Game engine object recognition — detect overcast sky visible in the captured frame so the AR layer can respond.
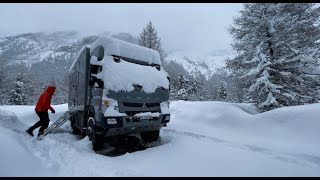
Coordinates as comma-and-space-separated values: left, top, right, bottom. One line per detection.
0, 3, 242, 54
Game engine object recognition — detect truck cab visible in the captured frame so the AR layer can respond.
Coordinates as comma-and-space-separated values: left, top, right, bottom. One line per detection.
68, 36, 170, 151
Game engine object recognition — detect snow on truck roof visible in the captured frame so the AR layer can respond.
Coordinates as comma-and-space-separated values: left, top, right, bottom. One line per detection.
89, 36, 169, 94
69, 36, 169, 94
90, 36, 161, 65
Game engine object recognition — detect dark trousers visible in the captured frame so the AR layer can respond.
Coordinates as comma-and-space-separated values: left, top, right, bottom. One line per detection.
29, 111, 50, 134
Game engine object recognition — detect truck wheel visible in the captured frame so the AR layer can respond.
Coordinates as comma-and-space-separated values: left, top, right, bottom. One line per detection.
140, 130, 160, 143
87, 120, 104, 151
72, 126, 81, 135
70, 116, 81, 135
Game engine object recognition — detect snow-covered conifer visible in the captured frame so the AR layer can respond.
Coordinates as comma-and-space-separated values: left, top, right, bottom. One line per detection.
227, 3, 320, 112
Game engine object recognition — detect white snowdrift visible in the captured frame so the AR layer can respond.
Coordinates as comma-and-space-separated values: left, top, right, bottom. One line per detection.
0, 109, 27, 130
169, 101, 320, 154
0, 102, 320, 176
0, 127, 56, 177
0, 109, 55, 176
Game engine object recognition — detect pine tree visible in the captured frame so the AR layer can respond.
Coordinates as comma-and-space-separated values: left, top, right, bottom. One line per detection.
226, 3, 320, 112
9, 73, 27, 105
217, 83, 228, 101
19, 66, 39, 105
227, 74, 248, 103
164, 61, 190, 101
176, 74, 189, 100
0, 59, 8, 104
175, 73, 206, 101
188, 81, 198, 101
193, 71, 208, 101
52, 73, 69, 104
138, 21, 167, 64
187, 78, 206, 101
59, 72, 69, 104
169, 76, 180, 101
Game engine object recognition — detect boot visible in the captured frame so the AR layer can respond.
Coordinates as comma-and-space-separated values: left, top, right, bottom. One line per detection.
26, 128, 34, 137
37, 131, 44, 137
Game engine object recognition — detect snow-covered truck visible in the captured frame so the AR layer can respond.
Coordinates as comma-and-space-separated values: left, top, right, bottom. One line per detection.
68, 36, 171, 150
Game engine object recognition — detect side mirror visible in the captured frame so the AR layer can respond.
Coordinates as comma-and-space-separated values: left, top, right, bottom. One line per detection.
89, 77, 95, 86
89, 76, 104, 88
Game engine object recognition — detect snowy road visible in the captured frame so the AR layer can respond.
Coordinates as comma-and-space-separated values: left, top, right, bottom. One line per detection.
1, 101, 320, 176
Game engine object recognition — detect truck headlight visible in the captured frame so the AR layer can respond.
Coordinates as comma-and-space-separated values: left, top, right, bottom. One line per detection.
103, 99, 109, 107
107, 118, 117, 125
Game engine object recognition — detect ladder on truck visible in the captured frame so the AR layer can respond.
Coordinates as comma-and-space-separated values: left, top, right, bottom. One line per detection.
37, 111, 75, 139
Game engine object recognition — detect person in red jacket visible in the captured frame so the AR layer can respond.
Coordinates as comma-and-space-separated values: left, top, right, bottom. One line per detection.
26, 86, 56, 137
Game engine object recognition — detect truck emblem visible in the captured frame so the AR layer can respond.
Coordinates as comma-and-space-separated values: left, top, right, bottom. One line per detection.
142, 103, 146, 108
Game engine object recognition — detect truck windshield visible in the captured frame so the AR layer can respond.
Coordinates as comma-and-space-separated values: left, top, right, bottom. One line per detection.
111, 55, 161, 70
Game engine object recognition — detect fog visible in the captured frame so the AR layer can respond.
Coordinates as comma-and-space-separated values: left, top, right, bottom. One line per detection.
0, 3, 242, 54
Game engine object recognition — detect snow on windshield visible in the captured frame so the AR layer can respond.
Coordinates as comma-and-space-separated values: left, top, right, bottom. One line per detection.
90, 36, 161, 65
92, 55, 169, 94
90, 37, 169, 95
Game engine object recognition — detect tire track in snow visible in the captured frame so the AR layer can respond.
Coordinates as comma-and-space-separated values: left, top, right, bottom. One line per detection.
3, 109, 319, 175
163, 128, 320, 168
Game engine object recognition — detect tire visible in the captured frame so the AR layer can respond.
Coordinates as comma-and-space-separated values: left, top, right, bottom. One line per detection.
106, 135, 127, 142
70, 116, 81, 135
72, 126, 81, 135
140, 130, 160, 143
87, 120, 104, 151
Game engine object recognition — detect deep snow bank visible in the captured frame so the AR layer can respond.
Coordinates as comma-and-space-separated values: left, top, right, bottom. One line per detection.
169, 101, 320, 153
0, 109, 56, 176
0, 102, 320, 176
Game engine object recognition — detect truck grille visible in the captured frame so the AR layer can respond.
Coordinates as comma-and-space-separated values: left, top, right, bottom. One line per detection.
123, 102, 160, 108
125, 111, 159, 116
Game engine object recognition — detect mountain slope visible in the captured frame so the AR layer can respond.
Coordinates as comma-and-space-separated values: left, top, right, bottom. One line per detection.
0, 31, 138, 67
0, 31, 82, 66
165, 50, 234, 79
0, 31, 140, 84
0, 30, 234, 82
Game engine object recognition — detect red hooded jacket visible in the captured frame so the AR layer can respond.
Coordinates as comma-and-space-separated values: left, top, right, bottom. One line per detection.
35, 86, 56, 112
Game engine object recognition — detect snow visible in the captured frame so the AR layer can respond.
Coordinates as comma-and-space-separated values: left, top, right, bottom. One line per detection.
90, 36, 161, 65
0, 127, 56, 177
0, 38, 5, 43
90, 55, 103, 66
94, 55, 169, 95
160, 102, 170, 114
104, 98, 126, 117
0, 101, 320, 176
261, 92, 278, 107
89, 37, 170, 117
71, 36, 169, 96
25, 39, 38, 48
134, 112, 160, 117
165, 49, 234, 80
0, 109, 56, 176
269, 16, 277, 34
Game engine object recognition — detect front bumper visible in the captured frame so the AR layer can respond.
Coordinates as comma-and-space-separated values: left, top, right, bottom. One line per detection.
98, 114, 170, 136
